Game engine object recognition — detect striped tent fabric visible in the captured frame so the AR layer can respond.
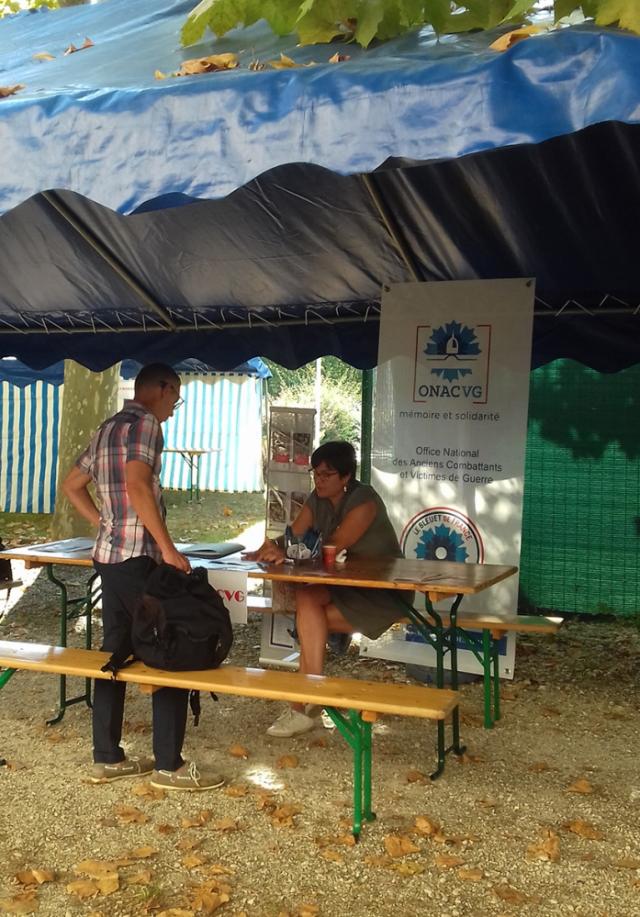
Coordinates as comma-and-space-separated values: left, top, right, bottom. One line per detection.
0, 379, 60, 513
120, 373, 265, 494
2, 366, 264, 513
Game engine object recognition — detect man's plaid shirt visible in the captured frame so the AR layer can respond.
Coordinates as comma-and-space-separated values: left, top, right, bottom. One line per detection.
76, 400, 165, 564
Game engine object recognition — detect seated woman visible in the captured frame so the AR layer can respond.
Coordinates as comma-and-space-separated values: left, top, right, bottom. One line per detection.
246, 440, 410, 738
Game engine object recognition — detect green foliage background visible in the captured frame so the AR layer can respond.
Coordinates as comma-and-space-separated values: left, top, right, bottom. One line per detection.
181, 0, 640, 47
265, 358, 362, 448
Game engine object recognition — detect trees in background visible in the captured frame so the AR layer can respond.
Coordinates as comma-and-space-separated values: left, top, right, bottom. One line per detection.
265, 358, 362, 449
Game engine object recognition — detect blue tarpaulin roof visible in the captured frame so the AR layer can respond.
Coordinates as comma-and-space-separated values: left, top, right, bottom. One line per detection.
1, 0, 639, 371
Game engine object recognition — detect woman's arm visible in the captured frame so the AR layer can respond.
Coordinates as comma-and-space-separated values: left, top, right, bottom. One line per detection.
243, 502, 314, 563
329, 501, 377, 551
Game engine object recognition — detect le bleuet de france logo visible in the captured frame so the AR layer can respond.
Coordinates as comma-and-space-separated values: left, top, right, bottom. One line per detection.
413, 320, 491, 403
401, 507, 484, 564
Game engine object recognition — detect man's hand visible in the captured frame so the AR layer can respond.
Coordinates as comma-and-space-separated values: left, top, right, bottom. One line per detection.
162, 545, 191, 573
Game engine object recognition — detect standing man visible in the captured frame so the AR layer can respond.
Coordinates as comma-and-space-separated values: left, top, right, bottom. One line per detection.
63, 363, 224, 791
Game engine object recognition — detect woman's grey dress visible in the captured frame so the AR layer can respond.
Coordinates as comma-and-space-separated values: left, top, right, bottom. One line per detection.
305, 479, 411, 639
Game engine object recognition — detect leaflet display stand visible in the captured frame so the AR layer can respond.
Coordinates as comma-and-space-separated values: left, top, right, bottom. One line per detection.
260, 406, 315, 668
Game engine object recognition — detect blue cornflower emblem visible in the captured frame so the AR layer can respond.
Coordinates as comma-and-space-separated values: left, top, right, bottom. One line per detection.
415, 524, 469, 562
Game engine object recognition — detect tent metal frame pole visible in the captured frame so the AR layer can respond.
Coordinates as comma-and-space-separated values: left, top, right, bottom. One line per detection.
42, 190, 176, 331
360, 173, 422, 283
359, 173, 423, 483
360, 369, 374, 484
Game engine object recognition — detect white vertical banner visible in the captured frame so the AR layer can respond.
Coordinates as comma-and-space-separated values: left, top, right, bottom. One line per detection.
363, 279, 534, 674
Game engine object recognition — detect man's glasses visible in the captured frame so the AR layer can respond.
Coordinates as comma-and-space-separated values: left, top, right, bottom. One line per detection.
311, 470, 339, 481
160, 381, 184, 409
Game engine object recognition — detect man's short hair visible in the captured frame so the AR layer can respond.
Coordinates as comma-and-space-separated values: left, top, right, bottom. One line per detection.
134, 363, 180, 393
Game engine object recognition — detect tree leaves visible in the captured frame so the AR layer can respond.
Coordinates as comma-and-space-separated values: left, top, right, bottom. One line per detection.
181, 0, 640, 47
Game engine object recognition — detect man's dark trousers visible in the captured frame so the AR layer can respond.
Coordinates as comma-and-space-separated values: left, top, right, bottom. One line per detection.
93, 556, 189, 771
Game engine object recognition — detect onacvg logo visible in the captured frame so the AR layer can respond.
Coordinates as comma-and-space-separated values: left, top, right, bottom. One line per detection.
424, 320, 481, 382
400, 507, 484, 564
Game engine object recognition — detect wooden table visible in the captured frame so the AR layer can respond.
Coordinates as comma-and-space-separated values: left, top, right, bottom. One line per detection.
0, 541, 517, 758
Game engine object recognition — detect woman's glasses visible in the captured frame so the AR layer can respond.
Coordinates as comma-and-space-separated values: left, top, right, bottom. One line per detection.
311, 470, 339, 481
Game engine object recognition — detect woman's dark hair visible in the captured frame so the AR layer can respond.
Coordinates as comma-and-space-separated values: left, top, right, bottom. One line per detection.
311, 441, 357, 478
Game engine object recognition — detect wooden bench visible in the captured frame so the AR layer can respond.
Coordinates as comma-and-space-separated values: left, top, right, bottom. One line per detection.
0, 640, 459, 837
248, 598, 563, 729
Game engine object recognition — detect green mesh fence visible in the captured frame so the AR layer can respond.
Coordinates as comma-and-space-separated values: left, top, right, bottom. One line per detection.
520, 360, 640, 616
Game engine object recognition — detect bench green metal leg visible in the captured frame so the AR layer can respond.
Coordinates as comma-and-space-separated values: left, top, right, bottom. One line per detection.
0, 667, 16, 764
446, 595, 466, 755
324, 707, 376, 838
46, 565, 97, 725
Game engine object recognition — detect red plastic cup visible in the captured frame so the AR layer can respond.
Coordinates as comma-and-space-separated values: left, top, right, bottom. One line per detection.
322, 544, 337, 570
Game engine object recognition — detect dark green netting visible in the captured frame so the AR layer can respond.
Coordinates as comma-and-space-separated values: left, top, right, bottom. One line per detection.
520, 360, 640, 616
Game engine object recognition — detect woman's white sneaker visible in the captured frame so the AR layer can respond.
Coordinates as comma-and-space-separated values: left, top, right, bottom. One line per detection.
266, 707, 315, 737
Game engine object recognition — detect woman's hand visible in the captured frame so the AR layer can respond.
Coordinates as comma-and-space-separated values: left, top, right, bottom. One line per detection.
242, 538, 286, 565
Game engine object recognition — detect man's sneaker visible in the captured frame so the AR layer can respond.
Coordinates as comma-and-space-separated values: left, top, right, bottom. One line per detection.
150, 761, 225, 792
90, 756, 154, 783
266, 707, 315, 738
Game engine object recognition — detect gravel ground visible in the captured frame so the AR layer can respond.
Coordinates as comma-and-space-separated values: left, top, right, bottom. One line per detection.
1, 564, 639, 917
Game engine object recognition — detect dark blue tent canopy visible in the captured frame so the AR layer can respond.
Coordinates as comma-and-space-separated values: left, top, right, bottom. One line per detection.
1, 0, 639, 371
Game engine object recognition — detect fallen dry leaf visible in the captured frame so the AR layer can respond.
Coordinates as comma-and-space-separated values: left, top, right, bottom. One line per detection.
406, 769, 429, 784
319, 849, 344, 864
434, 852, 464, 869
64, 37, 94, 55
296, 905, 319, 917
0, 891, 39, 914
388, 861, 425, 876
455, 752, 484, 766
414, 816, 440, 836
308, 736, 328, 749
157, 823, 176, 835
492, 883, 530, 904
224, 784, 249, 797
328, 52, 350, 63
268, 53, 299, 70
0, 85, 25, 98
542, 706, 562, 717
176, 53, 238, 77
66, 879, 100, 899
127, 870, 153, 886
565, 819, 604, 840
96, 875, 119, 896
271, 804, 302, 828
114, 805, 148, 824
277, 754, 299, 769
176, 837, 202, 851
128, 846, 158, 859
567, 777, 595, 795
364, 855, 392, 867
384, 834, 420, 858
203, 865, 234, 876
182, 853, 207, 869
213, 817, 239, 832
155, 70, 168, 80
457, 866, 483, 881
526, 828, 561, 862
490, 26, 543, 52
14, 869, 55, 886
228, 744, 249, 759
181, 810, 212, 828
529, 761, 551, 773
32, 52, 55, 62
157, 910, 196, 917
74, 860, 120, 879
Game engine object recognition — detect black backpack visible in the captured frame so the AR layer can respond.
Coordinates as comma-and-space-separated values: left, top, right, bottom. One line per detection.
102, 564, 233, 721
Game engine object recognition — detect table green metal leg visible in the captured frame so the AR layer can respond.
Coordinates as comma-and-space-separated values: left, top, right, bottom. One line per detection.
0, 667, 17, 764
46, 564, 98, 725
323, 707, 376, 839
398, 593, 466, 774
